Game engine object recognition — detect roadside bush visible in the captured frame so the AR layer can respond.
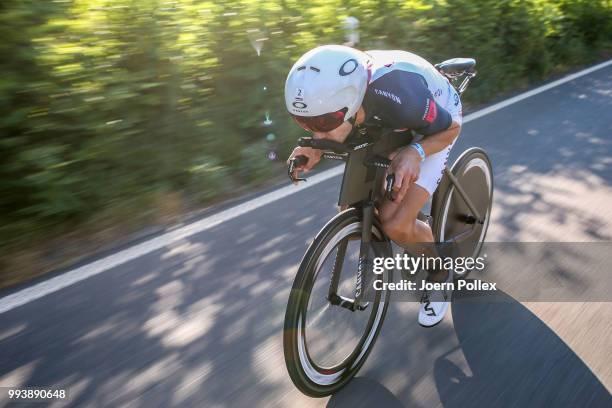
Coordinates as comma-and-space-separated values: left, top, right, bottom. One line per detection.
187, 154, 233, 202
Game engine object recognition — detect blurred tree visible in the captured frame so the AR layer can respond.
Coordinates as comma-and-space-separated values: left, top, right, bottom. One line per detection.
0, 0, 610, 266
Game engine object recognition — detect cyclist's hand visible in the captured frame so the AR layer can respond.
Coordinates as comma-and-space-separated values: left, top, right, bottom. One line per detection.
385, 147, 421, 202
287, 146, 323, 183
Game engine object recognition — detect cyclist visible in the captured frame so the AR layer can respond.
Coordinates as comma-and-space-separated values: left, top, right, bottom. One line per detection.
285, 45, 462, 327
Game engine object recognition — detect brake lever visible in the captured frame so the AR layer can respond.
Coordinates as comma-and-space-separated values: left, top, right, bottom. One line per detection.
288, 156, 308, 183
385, 174, 396, 201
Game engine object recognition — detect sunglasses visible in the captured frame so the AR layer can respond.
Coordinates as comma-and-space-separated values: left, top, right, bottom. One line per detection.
291, 108, 348, 132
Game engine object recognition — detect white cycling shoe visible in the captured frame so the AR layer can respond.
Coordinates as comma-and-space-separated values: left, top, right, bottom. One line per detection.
418, 270, 453, 327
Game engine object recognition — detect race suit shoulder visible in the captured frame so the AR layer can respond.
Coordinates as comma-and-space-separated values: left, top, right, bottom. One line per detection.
361, 50, 460, 135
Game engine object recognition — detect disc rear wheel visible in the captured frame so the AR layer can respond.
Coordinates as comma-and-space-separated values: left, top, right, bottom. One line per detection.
432, 147, 493, 276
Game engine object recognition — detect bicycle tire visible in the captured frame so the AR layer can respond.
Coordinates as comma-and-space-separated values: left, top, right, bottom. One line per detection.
283, 207, 392, 397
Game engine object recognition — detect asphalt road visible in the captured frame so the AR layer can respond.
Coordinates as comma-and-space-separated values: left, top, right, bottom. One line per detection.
1, 64, 611, 408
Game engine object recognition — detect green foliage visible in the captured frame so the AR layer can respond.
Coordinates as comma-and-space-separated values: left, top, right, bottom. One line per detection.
1, 0, 610, 251
186, 154, 233, 201
238, 141, 277, 184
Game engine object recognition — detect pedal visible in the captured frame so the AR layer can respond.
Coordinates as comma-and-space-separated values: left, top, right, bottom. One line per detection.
327, 293, 369, 311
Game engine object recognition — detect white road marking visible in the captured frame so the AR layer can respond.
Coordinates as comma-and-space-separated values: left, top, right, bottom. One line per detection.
462, 59, 612, 123
0, 167, 344, 314
0, 59, 610, 315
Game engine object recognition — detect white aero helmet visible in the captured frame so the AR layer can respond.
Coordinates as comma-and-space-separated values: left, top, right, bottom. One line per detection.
285, 45, 370, 132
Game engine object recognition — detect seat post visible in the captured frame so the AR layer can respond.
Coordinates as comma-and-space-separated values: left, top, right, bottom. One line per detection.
457, 71, 477, 95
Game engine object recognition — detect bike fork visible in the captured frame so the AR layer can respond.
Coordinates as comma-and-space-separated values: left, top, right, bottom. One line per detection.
356, 201, 374, 303
327, 238, 348, 306
327, 202, 375, 312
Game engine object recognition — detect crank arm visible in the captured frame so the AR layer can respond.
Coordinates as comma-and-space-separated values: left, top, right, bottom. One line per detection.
328, 293, 369, 311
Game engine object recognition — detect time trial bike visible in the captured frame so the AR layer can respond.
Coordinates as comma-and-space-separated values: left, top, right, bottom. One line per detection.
283, 57, 493, 397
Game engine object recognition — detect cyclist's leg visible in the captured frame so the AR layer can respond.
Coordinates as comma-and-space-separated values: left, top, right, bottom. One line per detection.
379, 183, 431, 244
415, 139, 455, 197
379, 182, 448, 282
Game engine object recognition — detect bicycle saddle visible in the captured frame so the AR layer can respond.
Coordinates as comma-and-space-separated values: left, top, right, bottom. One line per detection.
435, 58, 476, 76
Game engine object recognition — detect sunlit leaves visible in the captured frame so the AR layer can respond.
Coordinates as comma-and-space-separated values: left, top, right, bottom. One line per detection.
0, 0, 610, 251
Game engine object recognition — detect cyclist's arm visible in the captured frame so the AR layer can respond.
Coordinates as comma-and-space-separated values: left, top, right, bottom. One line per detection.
286, 120, 354, 176
410, 120, 460, 157
402, 76, 462, 156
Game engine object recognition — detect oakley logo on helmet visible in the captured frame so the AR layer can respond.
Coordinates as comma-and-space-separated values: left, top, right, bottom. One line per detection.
339, 59, 358, 76
292, 101, 308, 109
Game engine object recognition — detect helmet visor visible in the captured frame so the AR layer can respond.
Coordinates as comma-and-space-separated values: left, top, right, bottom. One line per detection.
291, 108, 347, 132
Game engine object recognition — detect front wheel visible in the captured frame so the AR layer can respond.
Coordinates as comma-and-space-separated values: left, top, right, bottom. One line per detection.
431, 147, 493, 277
283, 208, 392, 397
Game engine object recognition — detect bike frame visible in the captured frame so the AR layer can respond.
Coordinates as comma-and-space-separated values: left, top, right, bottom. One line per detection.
326, 157, 483, 311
